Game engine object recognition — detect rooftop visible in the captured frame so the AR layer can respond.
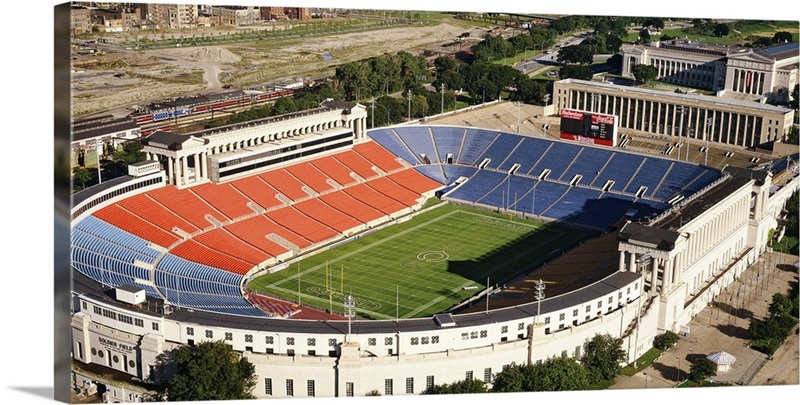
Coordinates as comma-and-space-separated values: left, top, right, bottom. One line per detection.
557, 79, 793, 114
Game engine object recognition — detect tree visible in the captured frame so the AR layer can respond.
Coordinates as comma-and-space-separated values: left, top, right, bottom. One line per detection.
789, 84, 799, 110
559, 65, 593, 81
112, 140, 146, 165
639, 29, 651, 43
156, 340, 256, 401
490, 363, 528, 392
688, 357, 717, 382
653, 330, 680, 350
607, 54, 623, 73
713, 23, 730, 38
785, 126, 799, 145
73, 167, 91, 190
767, 292, 794, 320
773, 31, 793, 44
424, 378, 487, 394
580, 333, 627, 383
557, 44, 594, 65
527, 355, 590, 391
633, 64, 658, 84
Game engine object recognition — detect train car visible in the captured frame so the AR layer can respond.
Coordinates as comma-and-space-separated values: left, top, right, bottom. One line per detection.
129, 87, 303, 124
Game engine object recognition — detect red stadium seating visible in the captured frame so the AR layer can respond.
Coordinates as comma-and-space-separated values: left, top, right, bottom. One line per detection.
293, 198, 363, 233
231, 214, 312, 250
90, 141, 443, 277
224, 218, 293, 257
333, 151, 380, 180
259, 170, 310, 201
344, 183, 406, 215
309, 156, 357, 188
267, 206, 339, 244
387, 169, 442, 194
353, 141, 406, 172
191, 182, 256, 219
365, 176, 421, 206
229, 176, 284, 210
319, 191, 385, 224
93, 204, 180, 248
170, 239, 254, 275
194, 228, 271, 266
147, 185, 230, 228
285, 162, 336, 194
116, 193, 200, 234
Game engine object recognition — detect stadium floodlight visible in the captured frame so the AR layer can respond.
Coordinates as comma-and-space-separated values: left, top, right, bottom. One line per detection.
534, 279, 546, 334
344, 295, 356, 340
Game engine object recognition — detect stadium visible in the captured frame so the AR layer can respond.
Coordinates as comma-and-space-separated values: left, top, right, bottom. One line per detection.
69, 99, 799, 401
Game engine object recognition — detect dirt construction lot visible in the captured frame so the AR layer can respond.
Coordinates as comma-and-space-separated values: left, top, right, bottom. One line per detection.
71, 20, 476, 117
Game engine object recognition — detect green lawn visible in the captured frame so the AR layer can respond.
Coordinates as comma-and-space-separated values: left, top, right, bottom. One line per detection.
248, 204, 586, 320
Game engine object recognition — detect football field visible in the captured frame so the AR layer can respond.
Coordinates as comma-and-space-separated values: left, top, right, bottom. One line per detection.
247, 203, 589, 320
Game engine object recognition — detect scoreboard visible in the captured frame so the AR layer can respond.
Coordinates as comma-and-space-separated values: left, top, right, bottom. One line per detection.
559, 108, 618, 147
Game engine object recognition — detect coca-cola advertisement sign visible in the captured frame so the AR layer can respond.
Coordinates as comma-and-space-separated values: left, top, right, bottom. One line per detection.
559, 108, 618, 147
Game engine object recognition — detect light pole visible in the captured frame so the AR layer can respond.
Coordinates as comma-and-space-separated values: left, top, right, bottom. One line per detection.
677, 106, 686, 162
543, 94, 551, 136
644, 372, 648, 389
441, 83, 446, 115
370, 97, 375, 129
407, 89, 412, 122
705, 118, 712, 166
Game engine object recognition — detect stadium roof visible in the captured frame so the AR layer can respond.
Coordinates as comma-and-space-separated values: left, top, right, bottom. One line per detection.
72, 116, 139, 142
141, 130, 208, 150
654, 176, 752, 232
618, 222, 680, 251
756, 42, 800, 61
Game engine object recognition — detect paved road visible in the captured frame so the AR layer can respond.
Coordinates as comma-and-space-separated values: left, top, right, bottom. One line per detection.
610, 251, 799, 393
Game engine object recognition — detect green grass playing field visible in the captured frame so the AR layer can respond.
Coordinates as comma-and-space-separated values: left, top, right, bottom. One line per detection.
247, 203, 589, 320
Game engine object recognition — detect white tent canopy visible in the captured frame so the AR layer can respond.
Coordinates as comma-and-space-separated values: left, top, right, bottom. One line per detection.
707, 351, 736, 365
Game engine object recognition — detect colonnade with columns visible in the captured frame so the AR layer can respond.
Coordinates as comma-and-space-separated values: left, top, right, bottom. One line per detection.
650, 57, 718, 89
142, 104, 368, 187
553, 81, 793, 148
729, 68, 769, 95
618, 247, 679, 295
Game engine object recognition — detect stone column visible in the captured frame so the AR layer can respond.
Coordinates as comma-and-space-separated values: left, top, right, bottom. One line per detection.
181, 155, 189, 186
167, 156, 174, 185
650, 258, 659, 292
619, 251, 626, 272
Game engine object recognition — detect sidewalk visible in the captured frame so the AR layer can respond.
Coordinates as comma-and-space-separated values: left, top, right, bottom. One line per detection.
611, 251, 799, 390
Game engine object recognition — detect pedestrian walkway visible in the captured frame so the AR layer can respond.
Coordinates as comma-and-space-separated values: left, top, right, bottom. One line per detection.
611, 251, 798, 391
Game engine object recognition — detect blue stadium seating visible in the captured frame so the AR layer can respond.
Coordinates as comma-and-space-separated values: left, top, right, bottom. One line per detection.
458, 129, 499, 165
443, 165, 478, 182
414, 165, 447, 184
496, 137, 552, 173
542, 187, 602, 222
624, 158, 674, 196
446, 170, 509, 203
652, 163, 708, 201
393, 127, 439, 164
367, 128, 421, 164
368, 126, 723, 231
528, 142, 583, 178
559, 147, 615, 184
477, 175, 538, 210
431, 127, 465, 163
590, 153, 645, 191
475, 133, 523, 170
573, 194, 635, 229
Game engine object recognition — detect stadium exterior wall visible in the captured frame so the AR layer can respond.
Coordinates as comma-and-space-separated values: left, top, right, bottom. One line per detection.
69, 121, 800, 399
